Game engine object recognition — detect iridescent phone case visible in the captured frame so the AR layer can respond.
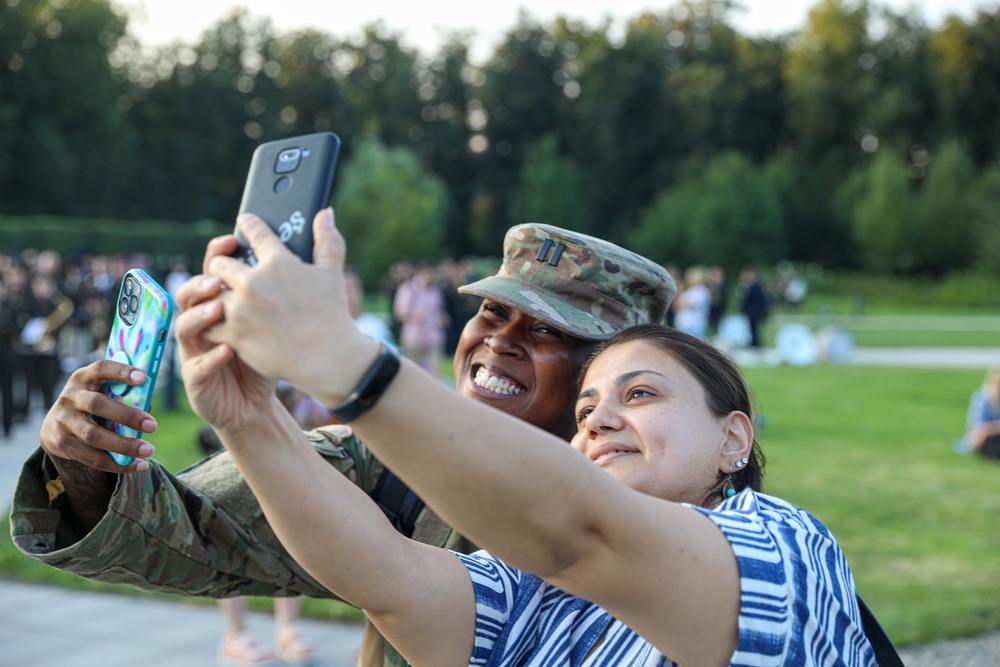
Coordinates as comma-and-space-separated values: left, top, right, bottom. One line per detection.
98, 269, 174, 466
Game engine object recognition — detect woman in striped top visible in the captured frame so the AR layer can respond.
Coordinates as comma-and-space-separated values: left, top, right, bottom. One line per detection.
178, 213, 876, 666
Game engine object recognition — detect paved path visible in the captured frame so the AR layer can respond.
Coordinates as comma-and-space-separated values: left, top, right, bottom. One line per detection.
1, 409, 363, 667
3, 346, 999, 666
848, 346, 1000, 368
0, 580, 363, 667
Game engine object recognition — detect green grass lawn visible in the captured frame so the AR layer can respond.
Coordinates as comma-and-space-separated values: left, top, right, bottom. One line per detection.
3, 358, 999, 646
763, 310, 1000, 347
743, 365, 999, 646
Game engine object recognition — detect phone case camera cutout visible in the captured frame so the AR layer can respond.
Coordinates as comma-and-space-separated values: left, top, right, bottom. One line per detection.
233, 132, 341, 265
98, 269, 174, 466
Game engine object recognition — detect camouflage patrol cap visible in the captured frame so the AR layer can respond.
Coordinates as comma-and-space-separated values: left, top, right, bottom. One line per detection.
458, 223, 676, 341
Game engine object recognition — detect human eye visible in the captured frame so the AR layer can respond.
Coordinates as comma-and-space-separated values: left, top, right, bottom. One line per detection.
574, 404, 594, 425
534, 323, 565, 339
481, 301, 508, 319
626, 387, 654, 402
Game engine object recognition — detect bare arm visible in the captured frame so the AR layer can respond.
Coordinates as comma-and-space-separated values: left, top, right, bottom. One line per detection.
221, 400, 475, 666
175, 267, 476, 667
347, 365, 740, 667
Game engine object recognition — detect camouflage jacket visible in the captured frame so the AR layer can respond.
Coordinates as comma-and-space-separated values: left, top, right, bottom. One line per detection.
9, 424, 471, 667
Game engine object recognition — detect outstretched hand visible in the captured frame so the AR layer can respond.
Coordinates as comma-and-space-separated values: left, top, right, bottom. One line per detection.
40, 360, 158, 473
174, 271, 278, 435
200, 208, 375, 406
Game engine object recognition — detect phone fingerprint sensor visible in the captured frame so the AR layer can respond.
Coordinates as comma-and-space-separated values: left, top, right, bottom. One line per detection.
273, 176, 291, 194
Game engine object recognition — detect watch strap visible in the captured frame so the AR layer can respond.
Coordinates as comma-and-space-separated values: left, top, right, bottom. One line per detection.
328, 342, 401, 423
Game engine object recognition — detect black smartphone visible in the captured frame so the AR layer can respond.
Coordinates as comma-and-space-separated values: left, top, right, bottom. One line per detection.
233, 132, 341, 265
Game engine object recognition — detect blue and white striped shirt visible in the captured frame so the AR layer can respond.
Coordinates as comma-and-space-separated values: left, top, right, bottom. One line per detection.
454, 490, 876, 666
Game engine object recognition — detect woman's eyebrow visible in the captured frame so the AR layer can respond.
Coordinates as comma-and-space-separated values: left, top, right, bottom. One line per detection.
613, 369, 667, 391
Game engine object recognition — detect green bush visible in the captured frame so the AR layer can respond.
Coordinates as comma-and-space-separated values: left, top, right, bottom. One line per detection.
0, 215, 229, 272
798, 270, 1000, 310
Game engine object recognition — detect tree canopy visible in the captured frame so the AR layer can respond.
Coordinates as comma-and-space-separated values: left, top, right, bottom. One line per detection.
4, 0, 1000, 275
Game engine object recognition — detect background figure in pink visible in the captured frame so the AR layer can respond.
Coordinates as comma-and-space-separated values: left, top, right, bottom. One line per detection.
392, 263, 447, 378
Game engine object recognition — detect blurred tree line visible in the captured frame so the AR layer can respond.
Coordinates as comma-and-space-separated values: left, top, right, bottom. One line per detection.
3, 0, 1000, 285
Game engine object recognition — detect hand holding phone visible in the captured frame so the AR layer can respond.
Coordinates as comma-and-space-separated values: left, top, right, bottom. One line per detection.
233, 132, 341, 265
97, 269, 174, 466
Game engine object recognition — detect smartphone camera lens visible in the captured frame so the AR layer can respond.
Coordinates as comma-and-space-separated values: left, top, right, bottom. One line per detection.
129, 295, 139, 313
275, 148, 302, 174
123, 279, 134, 297
119, 297, 129, 316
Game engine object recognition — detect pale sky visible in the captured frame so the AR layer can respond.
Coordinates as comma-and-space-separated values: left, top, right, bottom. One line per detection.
117, 0, 991, 62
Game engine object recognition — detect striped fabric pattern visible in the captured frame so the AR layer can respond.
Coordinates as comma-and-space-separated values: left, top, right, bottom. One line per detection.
454, 490, 876, 667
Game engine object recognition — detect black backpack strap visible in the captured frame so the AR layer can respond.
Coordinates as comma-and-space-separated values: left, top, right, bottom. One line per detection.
857, 595, 904, 667
370, 468, 426, 538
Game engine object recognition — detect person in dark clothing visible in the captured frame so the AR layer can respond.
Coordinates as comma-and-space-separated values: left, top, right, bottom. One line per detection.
0, 262, 32, 438
662, 263, 681, 329
707, 266, 728, 337
739, 265, 769, 349
22, 273, 74, 413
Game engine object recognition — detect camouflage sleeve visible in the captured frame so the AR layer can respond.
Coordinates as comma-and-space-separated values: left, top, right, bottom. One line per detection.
9, 425, 380, 599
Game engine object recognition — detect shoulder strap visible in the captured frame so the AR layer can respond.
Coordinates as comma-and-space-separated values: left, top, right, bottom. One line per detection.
370, 469, 426, 538
857, 595, 904, 667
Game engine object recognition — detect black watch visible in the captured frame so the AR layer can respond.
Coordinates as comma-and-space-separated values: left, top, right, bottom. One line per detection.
328, 342, 401, 423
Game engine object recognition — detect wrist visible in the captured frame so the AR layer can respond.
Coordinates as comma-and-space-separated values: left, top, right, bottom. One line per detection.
212, 395, 284, 443
303, 337, 383, 409
327, 342, 401, 423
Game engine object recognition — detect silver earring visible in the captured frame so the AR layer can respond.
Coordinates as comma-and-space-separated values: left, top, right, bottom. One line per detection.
735, 457, 748, 469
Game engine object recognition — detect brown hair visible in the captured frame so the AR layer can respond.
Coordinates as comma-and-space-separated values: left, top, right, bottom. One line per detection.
578, 324, 765, 506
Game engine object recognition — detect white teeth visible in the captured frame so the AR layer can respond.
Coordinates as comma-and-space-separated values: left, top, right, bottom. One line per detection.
593, 449, 628, 464
474, 367, 525, 395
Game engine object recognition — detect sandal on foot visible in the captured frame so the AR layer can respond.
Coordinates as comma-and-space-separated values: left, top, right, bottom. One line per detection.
276, 629, 317, 666
218, 632, 277, 667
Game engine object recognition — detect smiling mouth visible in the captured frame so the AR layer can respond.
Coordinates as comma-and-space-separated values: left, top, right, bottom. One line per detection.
590, 447, 635, 466
473, 366, 526, 395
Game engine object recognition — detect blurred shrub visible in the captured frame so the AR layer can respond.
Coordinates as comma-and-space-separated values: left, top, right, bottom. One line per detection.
1, 215, 229, 271
810, 270, 1000, 308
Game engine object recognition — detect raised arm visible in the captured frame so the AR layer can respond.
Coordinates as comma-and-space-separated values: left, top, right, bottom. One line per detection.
174, 258, 476, 667
202, 211, 742, 666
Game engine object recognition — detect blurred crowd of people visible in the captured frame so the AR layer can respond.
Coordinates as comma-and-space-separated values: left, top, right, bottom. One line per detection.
3, 244, 819, 442
663, 262, 809, 348
0, 249, 162, 439
0, 247, 487, 440
1, 244, 817, 434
